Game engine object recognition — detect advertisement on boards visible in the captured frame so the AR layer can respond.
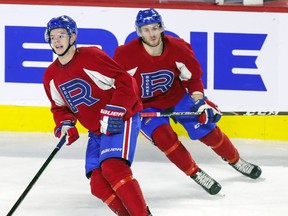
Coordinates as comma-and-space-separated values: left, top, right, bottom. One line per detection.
1, 4, 288, 111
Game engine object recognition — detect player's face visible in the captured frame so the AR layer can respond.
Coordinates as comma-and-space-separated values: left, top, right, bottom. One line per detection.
49, 28, 71, 55
140, 23, 163, 47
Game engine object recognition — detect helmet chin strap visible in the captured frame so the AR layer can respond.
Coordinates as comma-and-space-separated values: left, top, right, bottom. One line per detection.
50, 37, 75, 57
55, 44, 72, 57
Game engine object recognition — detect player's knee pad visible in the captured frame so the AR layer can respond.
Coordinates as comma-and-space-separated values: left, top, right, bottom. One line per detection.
90, 168, 113, 200
200, 126, 239, 163
152, 124, 180, 154
101, 158, 133, 191
90, 169, 132, 213
199, 126, 224, 148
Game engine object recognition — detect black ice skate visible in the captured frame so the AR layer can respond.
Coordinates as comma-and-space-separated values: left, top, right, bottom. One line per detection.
229, 158, 262, 179
191, 168, 222, 195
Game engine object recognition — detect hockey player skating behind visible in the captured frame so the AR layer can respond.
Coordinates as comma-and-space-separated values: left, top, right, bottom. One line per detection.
114, 8, 262, 195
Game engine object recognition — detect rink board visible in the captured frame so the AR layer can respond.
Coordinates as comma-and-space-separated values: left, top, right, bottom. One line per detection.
0, 3, 288, 141
1, 105, 287, 141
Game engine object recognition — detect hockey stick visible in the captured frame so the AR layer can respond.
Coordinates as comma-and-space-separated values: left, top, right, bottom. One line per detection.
140, 111, 288, 118
6, 135, 67, 216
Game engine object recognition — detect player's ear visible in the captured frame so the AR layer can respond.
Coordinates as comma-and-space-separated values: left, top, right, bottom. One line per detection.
71, 33, 77, 45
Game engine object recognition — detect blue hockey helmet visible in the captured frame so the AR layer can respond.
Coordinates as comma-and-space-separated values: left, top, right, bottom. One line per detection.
135, 8, 164, 34
45, 15, 78, 43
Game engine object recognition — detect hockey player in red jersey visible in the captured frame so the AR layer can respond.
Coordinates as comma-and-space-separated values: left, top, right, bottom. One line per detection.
114, 8, 262, 195
43, 15, 152, 216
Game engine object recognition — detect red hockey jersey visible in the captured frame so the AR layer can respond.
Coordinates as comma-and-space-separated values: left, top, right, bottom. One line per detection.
114, 35, 204, 110
43, 46, 142, 134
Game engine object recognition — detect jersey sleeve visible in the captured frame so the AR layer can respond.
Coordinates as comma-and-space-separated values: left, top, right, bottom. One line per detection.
93, 50, 143, 119
114, 45, 130, 71
178, 40, 205, 95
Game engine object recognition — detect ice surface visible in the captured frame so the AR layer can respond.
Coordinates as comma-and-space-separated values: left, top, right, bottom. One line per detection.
1, 132, 288, 216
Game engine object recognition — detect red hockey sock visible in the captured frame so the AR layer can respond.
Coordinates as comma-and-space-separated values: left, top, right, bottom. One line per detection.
101, 158, 148, 216
90, 168, 130, 216
152, 124, 199, 176
199, 126, 239, 163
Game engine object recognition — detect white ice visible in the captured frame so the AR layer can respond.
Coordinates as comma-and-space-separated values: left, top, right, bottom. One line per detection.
1, 132, 288, 216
